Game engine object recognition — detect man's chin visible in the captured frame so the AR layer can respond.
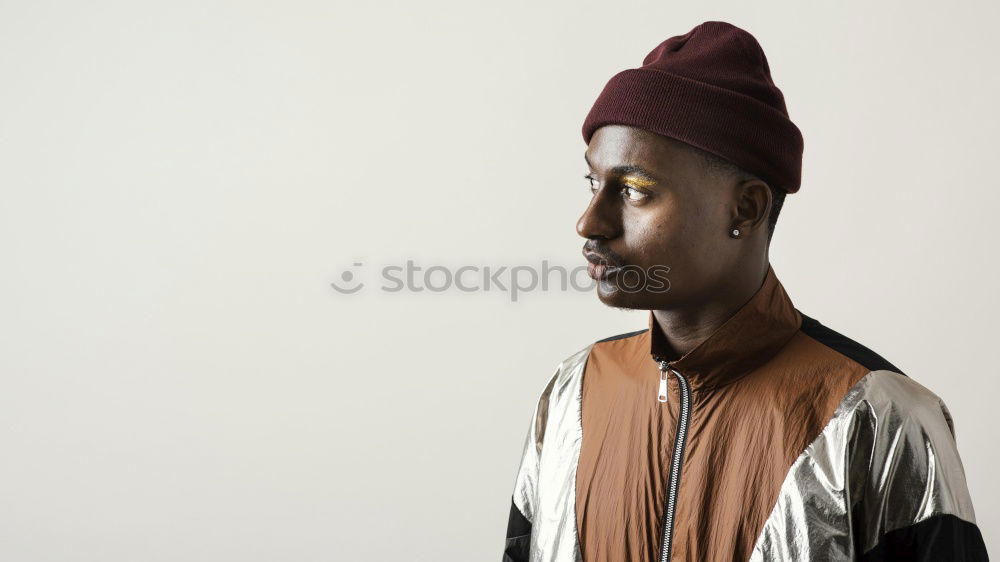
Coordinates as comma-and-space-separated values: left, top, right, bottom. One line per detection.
594, 282, 654, 310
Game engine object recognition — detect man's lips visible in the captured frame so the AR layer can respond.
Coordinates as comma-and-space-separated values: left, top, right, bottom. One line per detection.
583, 251, 622, 281
587, 262, 620, 281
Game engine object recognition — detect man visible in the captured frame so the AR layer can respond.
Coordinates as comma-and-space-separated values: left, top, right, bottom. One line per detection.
502, 21, 988, 562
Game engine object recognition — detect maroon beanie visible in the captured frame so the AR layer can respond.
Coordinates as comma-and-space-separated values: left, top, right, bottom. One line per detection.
582, 21, 804, 194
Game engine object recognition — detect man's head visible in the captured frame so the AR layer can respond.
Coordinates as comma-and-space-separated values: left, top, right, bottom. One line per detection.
579, 125, 780, 309
578, 21, 801, 310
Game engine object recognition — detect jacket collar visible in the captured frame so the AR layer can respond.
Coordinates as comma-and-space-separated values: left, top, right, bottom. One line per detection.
647, 263, 801, 392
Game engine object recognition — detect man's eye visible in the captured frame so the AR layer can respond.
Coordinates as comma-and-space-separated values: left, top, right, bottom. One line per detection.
623, 186, 648, 202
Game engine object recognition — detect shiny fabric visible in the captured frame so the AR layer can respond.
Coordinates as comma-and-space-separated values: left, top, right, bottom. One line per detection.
512, 344, 591, 562
748, 370, 978, 561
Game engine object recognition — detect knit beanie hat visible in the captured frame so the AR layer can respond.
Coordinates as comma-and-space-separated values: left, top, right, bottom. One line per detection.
582, 21, 804, 194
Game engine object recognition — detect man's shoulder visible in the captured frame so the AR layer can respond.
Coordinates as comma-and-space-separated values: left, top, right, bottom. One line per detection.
761, 361, 981, 558
795, 310, 905, 376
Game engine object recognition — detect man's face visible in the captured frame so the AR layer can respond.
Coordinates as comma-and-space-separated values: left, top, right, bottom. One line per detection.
578, 125, 742, 310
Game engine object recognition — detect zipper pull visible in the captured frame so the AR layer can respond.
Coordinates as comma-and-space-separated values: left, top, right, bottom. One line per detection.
657, 360, 670, 403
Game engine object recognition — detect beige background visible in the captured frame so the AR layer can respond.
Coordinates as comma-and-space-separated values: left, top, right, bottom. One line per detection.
0, 1, 996, 560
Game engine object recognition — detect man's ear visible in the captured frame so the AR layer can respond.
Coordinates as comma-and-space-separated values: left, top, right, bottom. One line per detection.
731, 179, 772, 236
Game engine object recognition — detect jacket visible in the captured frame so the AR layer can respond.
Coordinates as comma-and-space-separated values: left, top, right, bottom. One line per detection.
503, 264, 988, 561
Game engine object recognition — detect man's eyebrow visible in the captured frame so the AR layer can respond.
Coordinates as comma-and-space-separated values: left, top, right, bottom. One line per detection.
584, 154, 658, 179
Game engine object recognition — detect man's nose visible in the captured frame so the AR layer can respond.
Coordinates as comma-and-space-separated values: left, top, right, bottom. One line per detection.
576, 193, 621, 240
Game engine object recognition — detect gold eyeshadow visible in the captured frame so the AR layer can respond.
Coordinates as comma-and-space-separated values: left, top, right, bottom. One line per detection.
621, 175, 656, 188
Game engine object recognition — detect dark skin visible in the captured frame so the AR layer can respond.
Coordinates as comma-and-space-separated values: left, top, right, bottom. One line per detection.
578, 125, 774, 360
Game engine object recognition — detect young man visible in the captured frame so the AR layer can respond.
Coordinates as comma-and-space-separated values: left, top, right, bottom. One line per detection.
502, 21, 988, 562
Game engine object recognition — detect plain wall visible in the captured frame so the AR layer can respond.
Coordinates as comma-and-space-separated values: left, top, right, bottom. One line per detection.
0, 1, 996, 560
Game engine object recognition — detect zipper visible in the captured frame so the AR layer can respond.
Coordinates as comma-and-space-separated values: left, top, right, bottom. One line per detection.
655, 358, 691, 562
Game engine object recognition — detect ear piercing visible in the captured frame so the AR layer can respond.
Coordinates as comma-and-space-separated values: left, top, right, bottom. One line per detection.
730, 228, 741, 238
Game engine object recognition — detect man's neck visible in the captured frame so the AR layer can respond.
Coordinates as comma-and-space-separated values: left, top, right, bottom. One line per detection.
650, 260, 769, 361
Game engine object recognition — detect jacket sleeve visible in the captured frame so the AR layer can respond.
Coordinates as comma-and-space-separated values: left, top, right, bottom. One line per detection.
503, 368, 560, 562
850, 384, 989, 561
